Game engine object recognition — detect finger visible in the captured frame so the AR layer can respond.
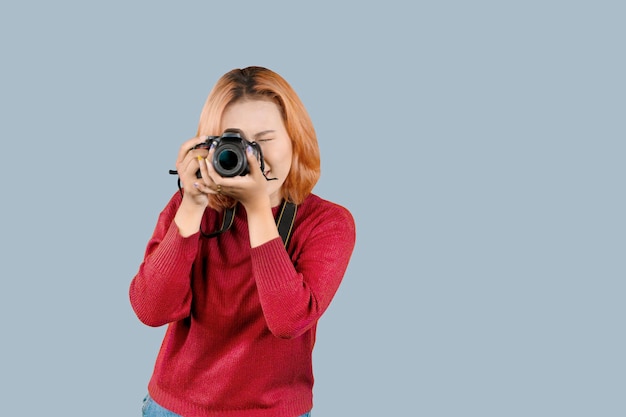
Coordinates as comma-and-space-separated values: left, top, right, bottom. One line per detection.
193, 178, 222, 195
177, 142, 213, 180
196, 155, 214, 186
179, 150, 204, 179
176, 135, 210, 166
204, 146, 223, 181
192, 180, 218, 195
245, 146, 264, 179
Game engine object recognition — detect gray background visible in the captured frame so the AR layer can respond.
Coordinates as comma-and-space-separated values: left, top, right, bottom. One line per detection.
1, 1, 624, 416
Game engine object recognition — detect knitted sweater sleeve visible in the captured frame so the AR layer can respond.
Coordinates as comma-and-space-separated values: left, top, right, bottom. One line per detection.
129, 195, 200, 327
251, 203, 356, 339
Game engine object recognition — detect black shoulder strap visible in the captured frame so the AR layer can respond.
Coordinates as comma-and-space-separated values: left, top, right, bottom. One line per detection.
200, 201, 297, 248
200, 205, 236, 239
276, 200, 297, 248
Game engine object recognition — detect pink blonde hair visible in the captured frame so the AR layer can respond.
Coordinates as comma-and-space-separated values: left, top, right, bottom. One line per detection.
196, 66, 320, 210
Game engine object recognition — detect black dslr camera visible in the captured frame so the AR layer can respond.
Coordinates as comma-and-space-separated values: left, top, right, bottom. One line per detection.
192, 128, 264, 178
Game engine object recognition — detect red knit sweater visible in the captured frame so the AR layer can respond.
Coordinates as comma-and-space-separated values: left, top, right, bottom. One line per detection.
129, 193, 356, 417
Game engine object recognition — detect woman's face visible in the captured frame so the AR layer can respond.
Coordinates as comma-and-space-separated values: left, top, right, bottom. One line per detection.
220, 99, 293, 207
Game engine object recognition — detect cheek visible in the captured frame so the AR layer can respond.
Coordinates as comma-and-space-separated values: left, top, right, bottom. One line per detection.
281, 142, 294, 164
279, 148, 293, 172
263, 145, 292, 169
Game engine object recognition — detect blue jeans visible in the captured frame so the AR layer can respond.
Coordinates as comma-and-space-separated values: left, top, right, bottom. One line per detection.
142, 394, 311, 417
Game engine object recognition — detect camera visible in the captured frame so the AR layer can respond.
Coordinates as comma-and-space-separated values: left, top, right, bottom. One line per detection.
192, 128, 263, 178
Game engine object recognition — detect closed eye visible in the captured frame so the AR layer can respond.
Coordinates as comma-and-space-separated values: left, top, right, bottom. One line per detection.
253, 130, 276, 142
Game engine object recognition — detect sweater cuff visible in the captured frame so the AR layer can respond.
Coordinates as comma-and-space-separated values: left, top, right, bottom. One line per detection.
251, 237, 297, 292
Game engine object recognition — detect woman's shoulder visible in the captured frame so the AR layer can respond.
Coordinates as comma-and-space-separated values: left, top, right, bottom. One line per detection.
298, 193, 355, 228
289, 194, 356, 252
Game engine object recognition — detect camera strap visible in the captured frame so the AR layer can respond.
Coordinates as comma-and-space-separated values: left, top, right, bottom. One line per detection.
201, 200, 297, 248
200, 206, 236, 239
276, 200, 297, 248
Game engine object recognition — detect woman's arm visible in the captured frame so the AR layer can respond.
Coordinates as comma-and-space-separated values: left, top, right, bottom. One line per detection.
251, 204, 356, 339
129, 194, 201, 327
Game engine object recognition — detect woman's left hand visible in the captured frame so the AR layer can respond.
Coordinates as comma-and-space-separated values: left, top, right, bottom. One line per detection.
201, 146, 271, 211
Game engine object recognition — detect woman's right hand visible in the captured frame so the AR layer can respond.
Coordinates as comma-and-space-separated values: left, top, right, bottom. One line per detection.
173, 136, 214, 236
175, 136, 214, 207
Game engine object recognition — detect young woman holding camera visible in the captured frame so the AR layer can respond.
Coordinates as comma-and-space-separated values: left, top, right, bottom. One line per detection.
129, 66, 356, 417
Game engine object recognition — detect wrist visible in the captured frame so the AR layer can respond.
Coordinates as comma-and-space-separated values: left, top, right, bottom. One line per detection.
241, 194, 272, 215
175, 197, 206, 237
244, 197, 279, 248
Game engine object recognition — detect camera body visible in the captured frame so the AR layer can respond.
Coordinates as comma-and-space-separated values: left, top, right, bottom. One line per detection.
192, 129, 263, 178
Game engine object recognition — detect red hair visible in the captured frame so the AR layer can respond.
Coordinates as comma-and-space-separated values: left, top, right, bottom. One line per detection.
196, 66, 320, 210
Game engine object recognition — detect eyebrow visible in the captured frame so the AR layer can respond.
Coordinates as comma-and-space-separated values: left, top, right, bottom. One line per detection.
253, 130, 275, 139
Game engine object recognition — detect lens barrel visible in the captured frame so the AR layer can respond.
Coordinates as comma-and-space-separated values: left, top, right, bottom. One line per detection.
213, 140, 249, 177
192, 130, 260, 178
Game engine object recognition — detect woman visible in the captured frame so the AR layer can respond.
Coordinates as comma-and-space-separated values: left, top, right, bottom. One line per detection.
129, 66, 356, 417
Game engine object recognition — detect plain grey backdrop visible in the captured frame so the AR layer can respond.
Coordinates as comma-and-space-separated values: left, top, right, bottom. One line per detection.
1, 1, 624, 416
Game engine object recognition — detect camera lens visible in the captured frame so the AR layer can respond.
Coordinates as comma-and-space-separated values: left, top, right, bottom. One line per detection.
217, 149, 239, 171
213, 143, 247, 177
210, 130, 258, 177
